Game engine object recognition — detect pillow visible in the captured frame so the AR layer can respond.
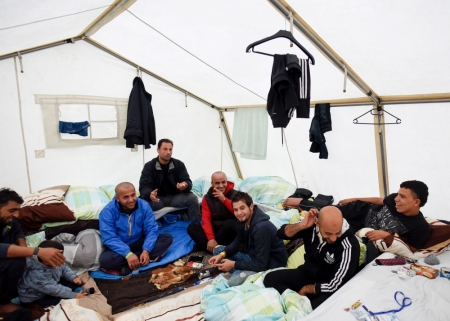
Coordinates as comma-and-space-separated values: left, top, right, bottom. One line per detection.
64, 186, 110, 220
357, 222, 450, 259
18, 203, 76, 233
238, 176, 296, 206
286, 245, 305, 268
99, 185, 116, 200
37, 185, 70, 195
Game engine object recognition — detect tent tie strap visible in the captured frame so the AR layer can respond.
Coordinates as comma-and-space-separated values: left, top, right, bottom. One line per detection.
17, 51, 23, 73
343, 64, 347, 93
289, 11, 294, 47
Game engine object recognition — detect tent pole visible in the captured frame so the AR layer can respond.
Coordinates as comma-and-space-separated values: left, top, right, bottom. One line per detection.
219, 110, 243, 179
373, 104, 389, 197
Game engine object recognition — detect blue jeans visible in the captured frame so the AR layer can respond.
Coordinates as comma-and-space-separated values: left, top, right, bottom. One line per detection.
214, 245, 257, 286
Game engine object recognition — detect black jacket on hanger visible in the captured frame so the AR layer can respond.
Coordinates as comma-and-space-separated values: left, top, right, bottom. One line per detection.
267, 54, 310, 128
124, 77, 156, 149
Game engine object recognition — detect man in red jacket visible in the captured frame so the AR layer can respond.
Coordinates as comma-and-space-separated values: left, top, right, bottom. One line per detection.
187, 172, 238, 252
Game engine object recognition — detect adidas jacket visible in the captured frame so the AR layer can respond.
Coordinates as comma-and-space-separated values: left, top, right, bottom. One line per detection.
278, 220, 360, 295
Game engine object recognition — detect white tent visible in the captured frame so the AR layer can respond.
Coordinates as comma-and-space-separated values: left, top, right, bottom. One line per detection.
1, 0, 450, 219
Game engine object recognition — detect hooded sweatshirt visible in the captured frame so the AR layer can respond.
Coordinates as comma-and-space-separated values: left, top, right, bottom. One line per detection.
17, 257, 77, 303
224, 205, 287, 271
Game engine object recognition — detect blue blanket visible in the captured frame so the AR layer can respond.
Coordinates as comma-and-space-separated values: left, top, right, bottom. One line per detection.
89, 220, 194, 280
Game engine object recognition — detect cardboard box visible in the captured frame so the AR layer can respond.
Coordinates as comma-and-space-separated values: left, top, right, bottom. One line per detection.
410, 263, 439, 279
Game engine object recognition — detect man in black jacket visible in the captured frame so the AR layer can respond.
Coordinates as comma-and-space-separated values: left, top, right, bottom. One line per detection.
139, 139, 200, 224
208, 192, 288, 286
264, 206, 360, 309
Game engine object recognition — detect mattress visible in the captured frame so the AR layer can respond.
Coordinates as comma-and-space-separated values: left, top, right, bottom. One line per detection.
300, 250, 450, 320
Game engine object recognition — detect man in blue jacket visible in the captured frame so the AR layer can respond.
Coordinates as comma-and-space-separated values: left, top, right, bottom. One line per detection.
99, 182, 173, 276
208, 191, 287, 286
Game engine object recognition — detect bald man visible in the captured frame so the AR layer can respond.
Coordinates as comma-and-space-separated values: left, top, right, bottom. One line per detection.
187, 171, 238, 252
99, 182, 173, 276
264, 206, 360, 309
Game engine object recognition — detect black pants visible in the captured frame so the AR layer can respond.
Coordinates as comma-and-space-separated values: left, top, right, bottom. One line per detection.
0, 257, 26, 304
99, 234, 173, 270
263, 266, 331, 309
187, 219, 237, 250
335, 201, 374, 234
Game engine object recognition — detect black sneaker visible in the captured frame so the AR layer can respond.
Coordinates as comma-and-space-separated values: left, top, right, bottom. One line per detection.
119, 267, 132, 276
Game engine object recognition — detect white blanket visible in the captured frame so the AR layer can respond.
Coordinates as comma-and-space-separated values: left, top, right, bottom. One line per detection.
300, 250, 450, 320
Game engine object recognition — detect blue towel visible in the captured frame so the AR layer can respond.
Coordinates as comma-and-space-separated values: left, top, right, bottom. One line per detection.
59, 121, 90, 137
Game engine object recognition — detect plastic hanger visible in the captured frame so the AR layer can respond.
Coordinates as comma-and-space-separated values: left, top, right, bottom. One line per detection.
353, 106, 401, 125
246, 30, 315, 65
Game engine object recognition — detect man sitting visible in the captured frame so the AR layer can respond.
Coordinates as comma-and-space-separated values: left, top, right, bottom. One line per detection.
99, 182, 173, 275
139, 138, 200, 224
0, 188, 65, 316
264, 206, 360, 309
283, 180, 431, 252
187, 171, 238, 252
208, 191, 287, 286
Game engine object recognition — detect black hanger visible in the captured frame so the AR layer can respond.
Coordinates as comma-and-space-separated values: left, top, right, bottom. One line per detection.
353, 106, 401, 125
246, 30, 315, 65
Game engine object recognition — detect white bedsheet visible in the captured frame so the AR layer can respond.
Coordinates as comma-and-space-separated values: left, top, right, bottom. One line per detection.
301, 250, 450, 321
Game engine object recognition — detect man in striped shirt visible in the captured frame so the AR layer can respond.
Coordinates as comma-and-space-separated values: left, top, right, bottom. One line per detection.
264, 206, 360, 309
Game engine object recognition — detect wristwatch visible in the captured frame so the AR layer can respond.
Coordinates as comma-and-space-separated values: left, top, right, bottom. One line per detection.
33, 247, 39, 259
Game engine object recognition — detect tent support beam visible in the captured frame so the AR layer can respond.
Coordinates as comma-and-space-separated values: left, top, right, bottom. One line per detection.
219, 111, 243, 179
0, 37, 83, 61
268, 0, 380, 106
84, 38, 220, 111
218, 92, 450, 110
80, 0, 136, 37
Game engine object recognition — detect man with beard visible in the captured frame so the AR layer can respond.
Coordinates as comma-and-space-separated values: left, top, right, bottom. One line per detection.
187, 171, 238, 252
264, 206, 360, 309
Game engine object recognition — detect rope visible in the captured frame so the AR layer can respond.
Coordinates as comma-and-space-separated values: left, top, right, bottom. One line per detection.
283, 130, 298, 187
0, 6, 109, 31
14, 57, 32, 194
126, 9, 266, 101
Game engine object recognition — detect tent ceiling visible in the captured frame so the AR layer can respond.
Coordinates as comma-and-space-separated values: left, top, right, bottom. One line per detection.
0, 0, 111, 56
1, 0, 449, 107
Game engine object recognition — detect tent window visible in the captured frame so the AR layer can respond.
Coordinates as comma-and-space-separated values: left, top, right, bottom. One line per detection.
58, 104, 118, 140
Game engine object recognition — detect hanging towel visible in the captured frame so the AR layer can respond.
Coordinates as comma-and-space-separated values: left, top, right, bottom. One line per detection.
124, 77, 156, 149
59, 121, 90, 137
232, 108, 268, 160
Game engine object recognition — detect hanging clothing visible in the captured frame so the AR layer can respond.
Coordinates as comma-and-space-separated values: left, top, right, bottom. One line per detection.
232, 107, 268, 160
124, 77, 156, 149
59, 121, 90, 137
267, 55, 311, 128
309, 103, 331, 159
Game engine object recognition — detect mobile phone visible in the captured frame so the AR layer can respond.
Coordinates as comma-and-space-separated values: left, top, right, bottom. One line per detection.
188, 255, 203, 263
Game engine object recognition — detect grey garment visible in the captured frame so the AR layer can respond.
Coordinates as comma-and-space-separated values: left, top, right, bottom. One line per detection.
150, 192, 200, 224
52, 229, 104, 275
424, 254, 440, 265
364, 206, 407, 235
17, 257, 77, 303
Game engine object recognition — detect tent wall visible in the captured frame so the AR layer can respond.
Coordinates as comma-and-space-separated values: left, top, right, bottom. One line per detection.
225, 105, 380, 202
0, 41, 237, 196
385, 103, 450, 221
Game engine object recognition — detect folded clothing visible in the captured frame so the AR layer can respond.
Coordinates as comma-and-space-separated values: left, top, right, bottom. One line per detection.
59, 121, 90, 136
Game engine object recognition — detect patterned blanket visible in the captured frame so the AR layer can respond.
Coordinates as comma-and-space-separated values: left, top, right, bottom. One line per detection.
201, 270, 312, 321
